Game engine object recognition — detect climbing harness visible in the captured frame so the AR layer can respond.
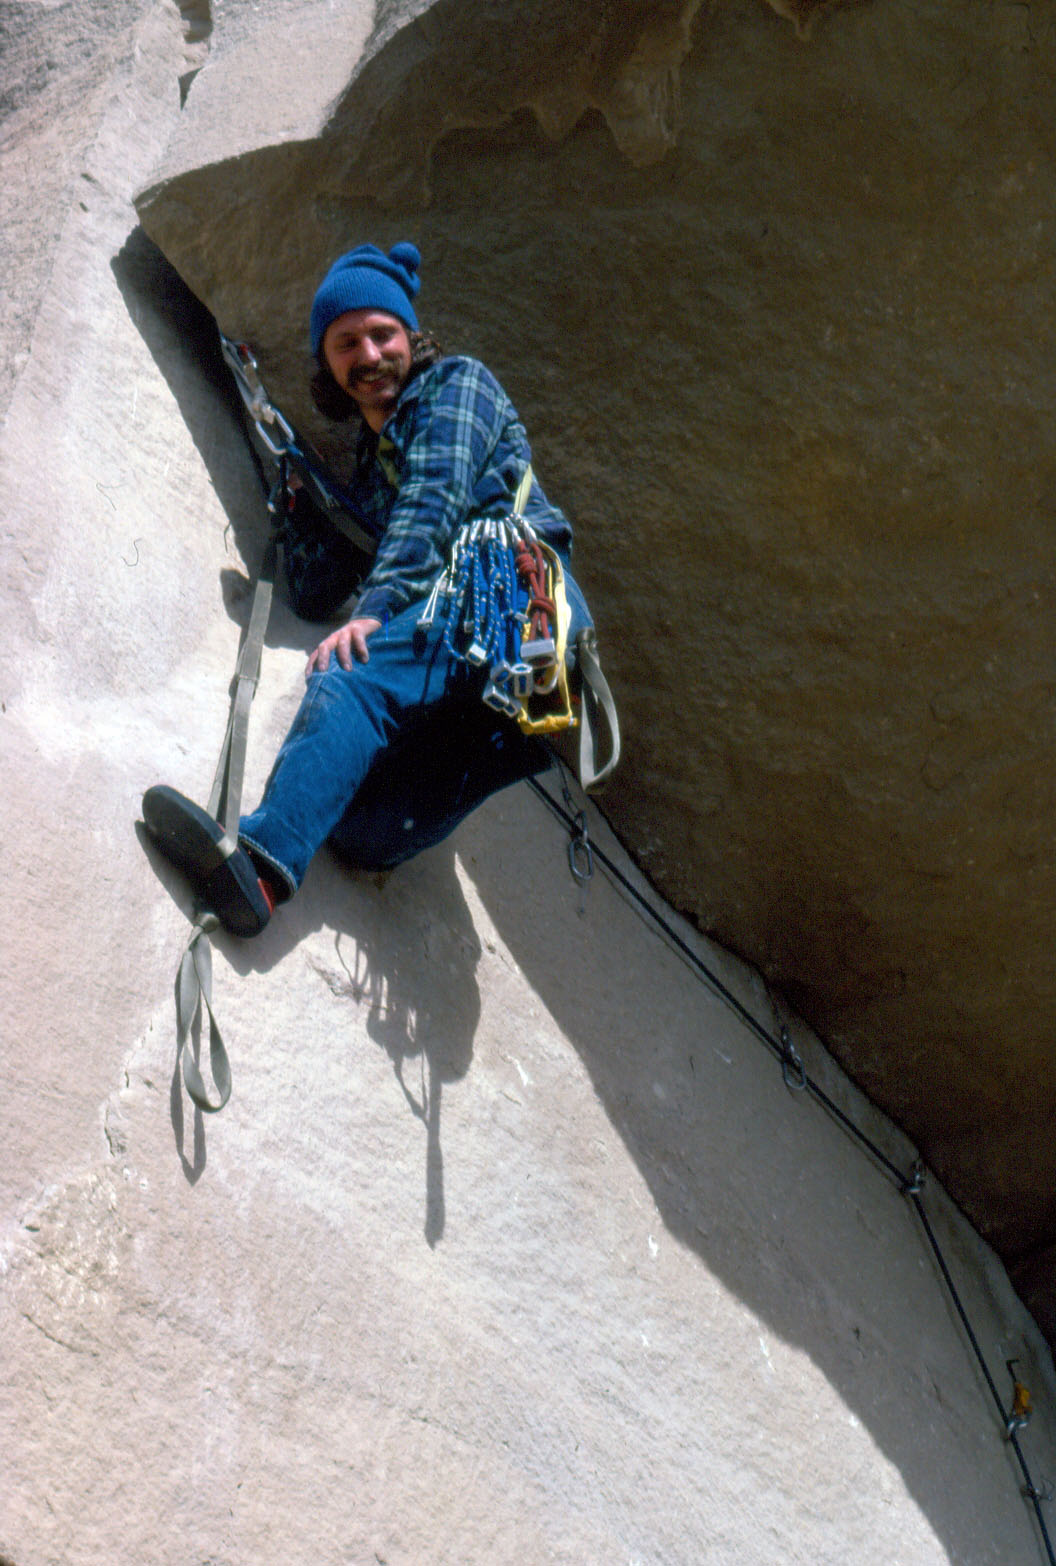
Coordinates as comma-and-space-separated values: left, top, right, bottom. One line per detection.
527, 772, 1056, 1563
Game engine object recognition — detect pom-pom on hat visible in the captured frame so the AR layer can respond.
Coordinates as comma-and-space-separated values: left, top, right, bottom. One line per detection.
310, 241, 421, 357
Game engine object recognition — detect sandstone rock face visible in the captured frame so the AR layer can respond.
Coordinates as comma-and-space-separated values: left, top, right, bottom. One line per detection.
4, 1, 1056, 1563
135, 0, 1056, 1341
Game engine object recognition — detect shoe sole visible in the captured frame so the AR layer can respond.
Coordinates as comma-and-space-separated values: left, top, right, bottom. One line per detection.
142, 785, 271, 937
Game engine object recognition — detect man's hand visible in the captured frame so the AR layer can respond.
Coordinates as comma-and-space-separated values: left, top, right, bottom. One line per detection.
306, 616, 383, 676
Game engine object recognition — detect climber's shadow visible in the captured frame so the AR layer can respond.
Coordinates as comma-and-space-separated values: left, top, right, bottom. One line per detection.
197, 834, 481, 1243
161, 840, 480, 1227
327, 847, 480, 1248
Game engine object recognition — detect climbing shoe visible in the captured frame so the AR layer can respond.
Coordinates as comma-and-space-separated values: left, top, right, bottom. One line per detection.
142, 784, 272, 937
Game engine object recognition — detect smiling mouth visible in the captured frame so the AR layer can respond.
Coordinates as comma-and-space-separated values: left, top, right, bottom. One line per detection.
349, 361, 400, 391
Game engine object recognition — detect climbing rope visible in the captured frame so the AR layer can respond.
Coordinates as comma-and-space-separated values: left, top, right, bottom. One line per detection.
515, 531, 559, 681
529, 773, 1056, 1563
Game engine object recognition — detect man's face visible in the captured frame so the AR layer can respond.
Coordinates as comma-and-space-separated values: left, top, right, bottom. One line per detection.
322, 308, 413, 431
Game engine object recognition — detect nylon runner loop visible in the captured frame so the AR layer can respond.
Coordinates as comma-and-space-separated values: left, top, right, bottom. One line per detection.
175, 914, 231, 1112
170, 503, 281, 1114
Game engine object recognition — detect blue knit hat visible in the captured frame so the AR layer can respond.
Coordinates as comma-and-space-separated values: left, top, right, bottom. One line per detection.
309, 241, 421, 357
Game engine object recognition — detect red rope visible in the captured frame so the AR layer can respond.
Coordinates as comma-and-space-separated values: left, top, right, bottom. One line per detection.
515, 537, 555, 644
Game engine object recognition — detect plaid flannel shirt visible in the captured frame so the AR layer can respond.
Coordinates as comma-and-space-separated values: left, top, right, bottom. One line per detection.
280, 355, 573, 624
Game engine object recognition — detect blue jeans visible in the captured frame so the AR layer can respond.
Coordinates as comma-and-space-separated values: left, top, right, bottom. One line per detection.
239, 566, 590, 897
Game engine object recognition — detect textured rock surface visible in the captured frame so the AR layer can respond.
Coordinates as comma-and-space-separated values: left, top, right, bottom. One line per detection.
4, 1, 1056, 1563
135, 0, 1056, 1340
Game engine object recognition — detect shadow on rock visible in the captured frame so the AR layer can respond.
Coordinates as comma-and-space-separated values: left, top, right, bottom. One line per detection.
330, 852, 480, 1248
455, 779, 1030, 1566
111, 228, 263, 557
149, 824, 480, 1242
111, 227, 322, 659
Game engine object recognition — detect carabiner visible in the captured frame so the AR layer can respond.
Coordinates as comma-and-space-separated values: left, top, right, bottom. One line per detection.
567, 811, 594, 887
779, 1024, 807, 1093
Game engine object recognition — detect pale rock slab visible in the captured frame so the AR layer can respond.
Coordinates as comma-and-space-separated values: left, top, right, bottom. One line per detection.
3, 2, 1056, 1564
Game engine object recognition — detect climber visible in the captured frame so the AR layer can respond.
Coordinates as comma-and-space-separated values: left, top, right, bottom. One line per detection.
143, 240, 595, 936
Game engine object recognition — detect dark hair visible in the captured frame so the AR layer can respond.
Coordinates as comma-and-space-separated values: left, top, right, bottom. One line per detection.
310, 328, 443, 422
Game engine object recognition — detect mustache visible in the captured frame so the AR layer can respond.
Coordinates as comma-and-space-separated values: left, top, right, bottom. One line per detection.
345, 358, 403, 389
